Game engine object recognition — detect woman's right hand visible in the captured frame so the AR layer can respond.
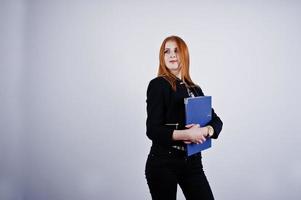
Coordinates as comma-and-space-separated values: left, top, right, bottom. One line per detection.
185, 124, 208, 144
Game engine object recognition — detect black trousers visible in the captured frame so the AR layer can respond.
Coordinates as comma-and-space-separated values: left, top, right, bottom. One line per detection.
145, 145, 214, 200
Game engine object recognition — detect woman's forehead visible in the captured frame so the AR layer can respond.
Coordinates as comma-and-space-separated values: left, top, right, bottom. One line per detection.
165, 40, 178, 49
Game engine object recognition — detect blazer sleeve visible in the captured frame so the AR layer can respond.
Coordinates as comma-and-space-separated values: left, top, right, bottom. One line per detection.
146, 79, 174, 146
195, 86, 223, 139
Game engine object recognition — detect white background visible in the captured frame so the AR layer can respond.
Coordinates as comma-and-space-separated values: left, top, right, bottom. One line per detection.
1, 0, 301, 199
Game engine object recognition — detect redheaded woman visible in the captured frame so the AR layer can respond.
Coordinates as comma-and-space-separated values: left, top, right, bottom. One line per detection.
145, 35, 223, 200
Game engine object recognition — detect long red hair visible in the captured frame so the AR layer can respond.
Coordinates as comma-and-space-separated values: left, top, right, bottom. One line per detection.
157, 35, 196, 91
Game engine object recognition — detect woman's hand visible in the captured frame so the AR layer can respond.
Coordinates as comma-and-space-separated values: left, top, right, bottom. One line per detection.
185, 124, 208, 144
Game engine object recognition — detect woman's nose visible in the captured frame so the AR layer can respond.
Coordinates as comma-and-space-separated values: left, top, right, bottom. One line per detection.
170, 52, 176, 58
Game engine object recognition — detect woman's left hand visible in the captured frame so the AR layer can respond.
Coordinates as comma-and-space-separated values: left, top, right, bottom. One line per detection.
184, 124, 209, 144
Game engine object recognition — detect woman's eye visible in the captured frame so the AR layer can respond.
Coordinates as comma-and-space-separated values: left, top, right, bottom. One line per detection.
164, 50, 169, 54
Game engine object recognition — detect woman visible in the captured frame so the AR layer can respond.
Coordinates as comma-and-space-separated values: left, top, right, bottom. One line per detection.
145, 35, 223, 200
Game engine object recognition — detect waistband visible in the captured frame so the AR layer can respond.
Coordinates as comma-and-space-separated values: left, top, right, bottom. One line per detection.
150, 144, 202, 159
150, 144, 202, 158
172, 145, 186, 151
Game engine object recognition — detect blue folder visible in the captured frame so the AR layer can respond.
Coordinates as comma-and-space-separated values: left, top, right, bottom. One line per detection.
184, 96, 212, 156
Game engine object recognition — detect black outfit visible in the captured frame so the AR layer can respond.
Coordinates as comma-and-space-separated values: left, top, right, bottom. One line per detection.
145, 76, 223, 200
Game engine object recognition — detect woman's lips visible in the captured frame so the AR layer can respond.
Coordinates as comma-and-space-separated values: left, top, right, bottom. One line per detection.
170, 60, 177, 63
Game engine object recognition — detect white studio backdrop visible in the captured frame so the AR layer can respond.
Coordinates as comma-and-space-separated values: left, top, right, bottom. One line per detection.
1, 0, 301, 199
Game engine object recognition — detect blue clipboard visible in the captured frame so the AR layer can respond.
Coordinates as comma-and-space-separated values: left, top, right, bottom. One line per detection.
184, 96, 212, 156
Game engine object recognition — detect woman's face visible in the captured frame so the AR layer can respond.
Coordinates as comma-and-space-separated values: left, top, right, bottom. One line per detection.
164, 40, 180, 74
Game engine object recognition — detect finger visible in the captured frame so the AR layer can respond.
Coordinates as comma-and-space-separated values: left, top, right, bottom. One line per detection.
185, 124, 195, 128
197, 138, 206, 144
184, 141, 192, 144
195, 139, 201, 144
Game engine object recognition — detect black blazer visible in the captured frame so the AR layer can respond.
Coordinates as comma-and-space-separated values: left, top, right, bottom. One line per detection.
146, 76, 223, 147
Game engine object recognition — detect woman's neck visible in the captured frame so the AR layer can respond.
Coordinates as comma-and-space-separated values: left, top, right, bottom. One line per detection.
171, 70, 181, 79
